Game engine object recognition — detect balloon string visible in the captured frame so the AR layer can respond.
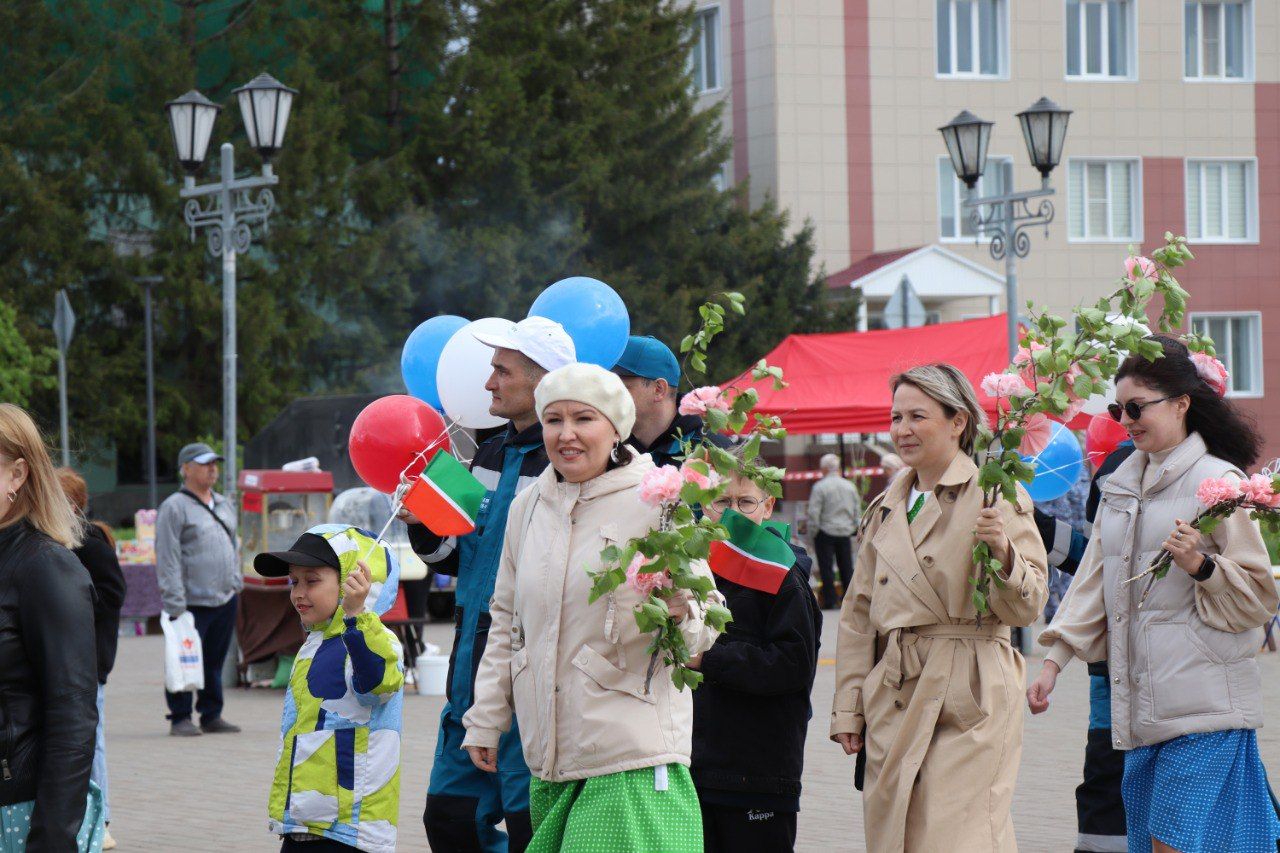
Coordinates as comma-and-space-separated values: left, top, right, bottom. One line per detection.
361, 479, 409, 562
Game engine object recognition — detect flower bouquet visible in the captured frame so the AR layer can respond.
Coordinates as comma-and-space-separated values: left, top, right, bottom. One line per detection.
1124, 466, 1280, 599
967, 234, 1207, 621
588, 292, 787, 691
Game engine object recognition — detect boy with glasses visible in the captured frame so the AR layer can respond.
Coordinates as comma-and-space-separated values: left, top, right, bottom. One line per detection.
689, 469, 822, 852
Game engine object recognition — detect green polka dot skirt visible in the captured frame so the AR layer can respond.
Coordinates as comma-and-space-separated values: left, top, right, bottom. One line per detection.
0, 781, 105, 852
528, 764, 703, 852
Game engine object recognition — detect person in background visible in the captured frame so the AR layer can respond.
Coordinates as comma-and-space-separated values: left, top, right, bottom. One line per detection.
1033, 440, 1134, 853
691, 468, 821, 852
807, 453, 859, 609
1037, 463, 1089, 622
463, 363, 723, 851
405, 316, 574, 853
0, 404, 102, 850
57, 468, 126, 852
878, 453, 905, 484
1031, 336, 1279, 853
154, 442, 243, 737
613, 335, 727, 469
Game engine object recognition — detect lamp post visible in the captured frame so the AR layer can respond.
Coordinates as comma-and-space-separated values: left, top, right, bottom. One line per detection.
165, 74, 297, 499
939, 97, 1072, 361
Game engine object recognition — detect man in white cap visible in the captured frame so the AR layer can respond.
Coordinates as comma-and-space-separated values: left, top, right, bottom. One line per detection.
405, 316, 573, 853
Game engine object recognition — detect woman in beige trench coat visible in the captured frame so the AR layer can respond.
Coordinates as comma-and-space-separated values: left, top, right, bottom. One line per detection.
830, 364, 1049, 852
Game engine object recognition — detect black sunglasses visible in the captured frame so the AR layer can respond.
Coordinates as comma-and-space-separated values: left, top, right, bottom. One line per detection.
1107, 397, 1171, 422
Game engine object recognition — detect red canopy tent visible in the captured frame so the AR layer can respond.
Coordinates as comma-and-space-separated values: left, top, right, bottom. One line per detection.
722, 314, 1015, 435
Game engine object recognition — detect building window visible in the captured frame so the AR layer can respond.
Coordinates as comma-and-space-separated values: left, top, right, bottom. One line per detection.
691, 6, 721, 93
1186, 159, 1256, 242
1185, 1, 1251, 80
1190, 313, 1262, 396
710, 164, 728, 191
1066, 1, 1134, 78
936, 0, 1006, 77
938, 156, 1013, 240
1067, 159, 1139, 241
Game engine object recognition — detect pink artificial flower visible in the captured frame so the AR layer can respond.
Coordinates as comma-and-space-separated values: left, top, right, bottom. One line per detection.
1124, 255, 1158, 283
680, 460, 720, 491
626, 553, 673, 596
1196, 476, 1243, 508
980, 372, 1030, 399
678, 386, 731, 417
1241, 474, 1280, 509
1190, 352, 1230, 398
1019, 412, 1053, 456
638, 465, 684, 506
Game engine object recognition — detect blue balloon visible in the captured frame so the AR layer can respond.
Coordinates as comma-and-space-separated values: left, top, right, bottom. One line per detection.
528, 277, 630, 368
401, 315, 469, 409
1021, 421, 1085, 502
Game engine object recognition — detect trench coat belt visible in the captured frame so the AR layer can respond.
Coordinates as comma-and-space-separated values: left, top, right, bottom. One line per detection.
882, 623, 1013, 690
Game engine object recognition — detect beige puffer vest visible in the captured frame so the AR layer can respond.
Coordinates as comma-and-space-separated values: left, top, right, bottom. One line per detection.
1098, 432, 1266, 750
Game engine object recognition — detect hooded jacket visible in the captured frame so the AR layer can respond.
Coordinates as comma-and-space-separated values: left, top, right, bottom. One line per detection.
267, 525, 405, 853
462, 455, 725, 782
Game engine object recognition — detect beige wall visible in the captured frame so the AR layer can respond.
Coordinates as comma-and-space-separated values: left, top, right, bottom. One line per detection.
711, 0, 1276, 314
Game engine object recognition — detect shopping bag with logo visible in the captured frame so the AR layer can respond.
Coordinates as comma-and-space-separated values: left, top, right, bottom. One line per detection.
161, 611, 204, 693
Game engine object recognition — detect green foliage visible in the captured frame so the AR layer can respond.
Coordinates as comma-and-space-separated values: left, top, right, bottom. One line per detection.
0, 299, 56, 407
588, 293, 780, 691
2, 0, 843, 481
971, 237, 1198, 620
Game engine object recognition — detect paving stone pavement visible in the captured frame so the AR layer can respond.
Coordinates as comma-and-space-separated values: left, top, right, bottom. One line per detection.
101, 616, 1280, 852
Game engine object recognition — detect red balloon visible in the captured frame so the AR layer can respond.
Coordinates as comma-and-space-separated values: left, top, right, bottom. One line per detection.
349, 395, 451, 493
1085, 415, 1130, 470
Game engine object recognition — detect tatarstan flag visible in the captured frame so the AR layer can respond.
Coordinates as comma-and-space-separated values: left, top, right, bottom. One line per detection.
709, 509, 797, 594
402, 451, 486, 536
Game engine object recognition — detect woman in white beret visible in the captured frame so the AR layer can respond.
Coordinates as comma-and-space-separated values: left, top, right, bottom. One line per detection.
462, 362, 724, 851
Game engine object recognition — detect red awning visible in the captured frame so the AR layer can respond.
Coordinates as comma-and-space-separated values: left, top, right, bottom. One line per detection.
723, 314, 1015, 435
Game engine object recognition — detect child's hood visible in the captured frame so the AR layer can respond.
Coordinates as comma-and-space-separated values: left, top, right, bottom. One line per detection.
301, 523, 401, 632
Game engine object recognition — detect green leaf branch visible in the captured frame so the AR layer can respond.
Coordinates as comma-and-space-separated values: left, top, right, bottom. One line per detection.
969, 234, 1199, 621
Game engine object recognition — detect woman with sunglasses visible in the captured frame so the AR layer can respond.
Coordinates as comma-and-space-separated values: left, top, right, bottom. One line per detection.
1030, 335, 1280, 853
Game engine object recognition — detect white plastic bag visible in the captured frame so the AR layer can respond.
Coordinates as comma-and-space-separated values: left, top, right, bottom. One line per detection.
161, 612, 204, 693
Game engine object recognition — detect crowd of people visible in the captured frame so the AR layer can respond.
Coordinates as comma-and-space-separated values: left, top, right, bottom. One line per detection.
1, 322, 1278, 853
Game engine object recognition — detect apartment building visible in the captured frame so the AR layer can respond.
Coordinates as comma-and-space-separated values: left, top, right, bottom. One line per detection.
693, 0, 1280, 455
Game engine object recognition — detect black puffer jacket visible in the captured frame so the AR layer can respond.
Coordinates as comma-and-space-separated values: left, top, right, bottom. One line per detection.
0, 521, 98, 851
691, 542, 822, 809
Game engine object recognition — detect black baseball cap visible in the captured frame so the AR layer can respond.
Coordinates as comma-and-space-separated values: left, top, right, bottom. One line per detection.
254, 532, 340, 578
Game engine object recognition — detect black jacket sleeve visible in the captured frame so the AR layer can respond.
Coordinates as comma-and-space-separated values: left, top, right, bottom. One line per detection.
79, 528, 125, 611
20, 546, 98, 852
699, 577, 819, 696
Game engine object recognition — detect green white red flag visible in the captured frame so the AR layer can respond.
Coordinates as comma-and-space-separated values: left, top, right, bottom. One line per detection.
709, 508, 796, 594
403, 451, 486, 536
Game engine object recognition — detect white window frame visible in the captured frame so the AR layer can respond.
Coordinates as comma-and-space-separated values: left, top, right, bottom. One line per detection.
1183, 0, 1254, 82
1066, 157, 1143, 243
938, 155, 1013, 242
691, 5, 723, 94
1064, 0, 1138, 81
1189, 311, 1264, 397
935, 0, 1010, 80
1185, 157, 1259, 244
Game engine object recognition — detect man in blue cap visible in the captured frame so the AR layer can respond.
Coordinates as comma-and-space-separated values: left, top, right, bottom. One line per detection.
613, 335, 726, 467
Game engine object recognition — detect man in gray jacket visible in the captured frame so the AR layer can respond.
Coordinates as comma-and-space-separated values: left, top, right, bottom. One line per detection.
807, 453, 860, 609
155, 443, 242, 737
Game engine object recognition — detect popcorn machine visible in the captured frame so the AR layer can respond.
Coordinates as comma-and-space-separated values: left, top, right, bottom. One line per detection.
238, 469, 334, 586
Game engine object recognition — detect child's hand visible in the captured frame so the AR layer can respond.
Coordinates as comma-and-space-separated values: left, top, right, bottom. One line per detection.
342, 562, 372, 618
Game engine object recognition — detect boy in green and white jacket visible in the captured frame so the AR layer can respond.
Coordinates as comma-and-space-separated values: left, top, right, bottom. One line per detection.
255, 524, 404, 853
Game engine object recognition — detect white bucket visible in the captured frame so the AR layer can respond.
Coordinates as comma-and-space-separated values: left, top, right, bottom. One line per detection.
415, 654, 449, 696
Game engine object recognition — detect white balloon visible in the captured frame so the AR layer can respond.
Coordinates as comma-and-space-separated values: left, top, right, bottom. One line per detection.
436, 317, 509, 429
